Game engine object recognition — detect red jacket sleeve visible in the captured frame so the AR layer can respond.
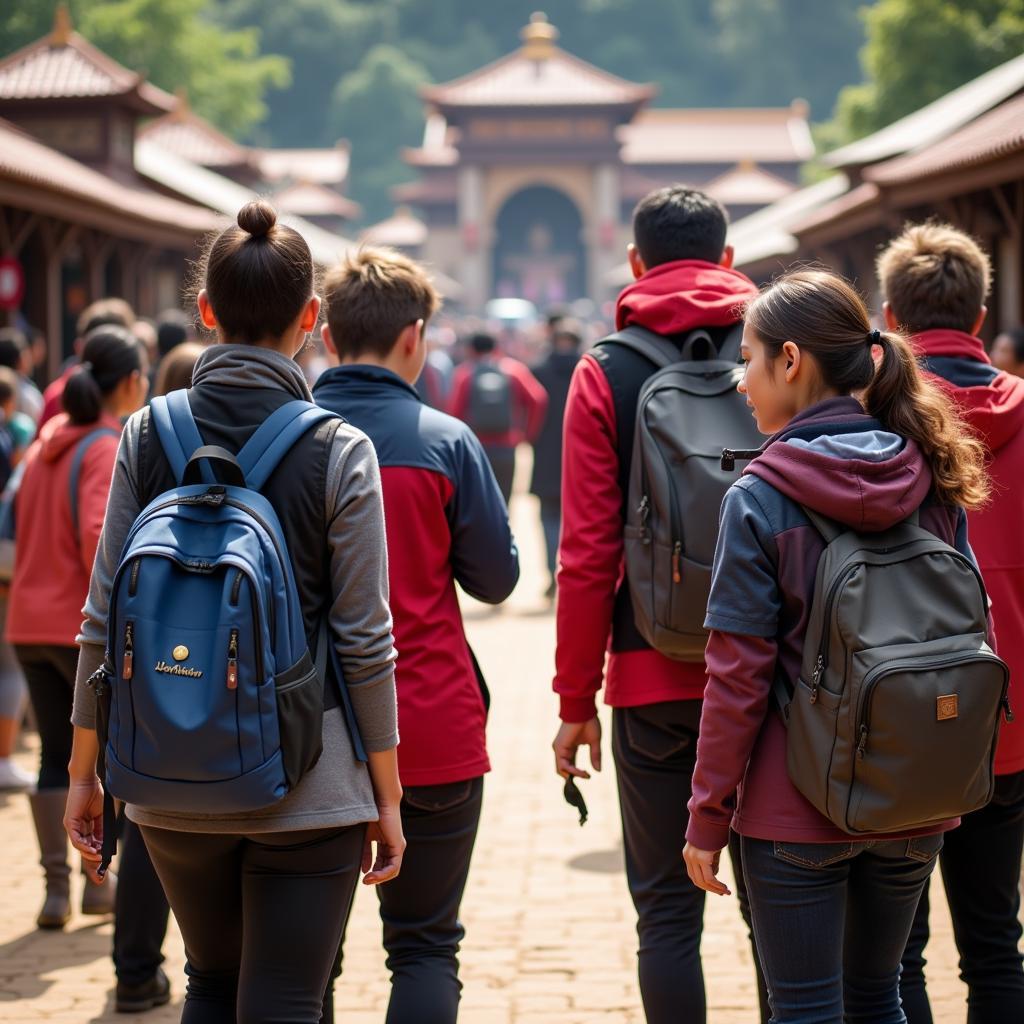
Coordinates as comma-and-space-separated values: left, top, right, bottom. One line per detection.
686, 630, 776, 851
553, 354, 622, 722
506, 359, 548, 443
76, 438, 118, 576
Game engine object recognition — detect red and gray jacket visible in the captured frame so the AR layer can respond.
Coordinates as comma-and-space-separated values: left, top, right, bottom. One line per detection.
553, 259, 758, 722
686, 398, 973, 850
314, 365, 519, 786
915, 328, 1024, 775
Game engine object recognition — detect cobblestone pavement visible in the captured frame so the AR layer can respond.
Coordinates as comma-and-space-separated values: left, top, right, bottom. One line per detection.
0, 468, 979, 1022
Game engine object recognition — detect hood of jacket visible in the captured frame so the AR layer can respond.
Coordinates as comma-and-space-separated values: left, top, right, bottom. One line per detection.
743, 396, 933, 532
39, 411, 123, 465
914, 329, 1024, 454
615, 259, 758, 334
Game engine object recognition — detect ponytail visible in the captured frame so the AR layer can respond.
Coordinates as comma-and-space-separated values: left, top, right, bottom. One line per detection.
746, 269, 990, 511
865, 332, 989, 510
62, 325, 143, 425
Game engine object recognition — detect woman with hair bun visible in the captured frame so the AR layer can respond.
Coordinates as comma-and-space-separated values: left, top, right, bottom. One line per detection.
8, 324, 148, 931
65, 200, 404, 1023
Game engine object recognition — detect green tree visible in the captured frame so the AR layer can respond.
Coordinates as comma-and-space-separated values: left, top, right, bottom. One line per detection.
831, 0, 1024, 142
0, 0, 288, 138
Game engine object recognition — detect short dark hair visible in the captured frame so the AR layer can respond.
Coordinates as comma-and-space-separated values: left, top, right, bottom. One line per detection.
156, 308, 192, 358
76, 297, 135, 339
0, 327, 27, 370
469, 332, 496, 355
322, 247, 439, 360
632, 186, 729, 268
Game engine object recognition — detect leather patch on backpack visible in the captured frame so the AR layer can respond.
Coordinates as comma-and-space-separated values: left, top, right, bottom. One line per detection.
937, 695, 959, 721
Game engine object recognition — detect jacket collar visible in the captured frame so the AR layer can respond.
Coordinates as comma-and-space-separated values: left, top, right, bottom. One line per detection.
314, 364, 421, 401
191, 343, 312, 401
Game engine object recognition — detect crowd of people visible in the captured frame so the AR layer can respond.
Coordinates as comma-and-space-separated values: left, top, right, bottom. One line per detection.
0, 184, 1021, 1024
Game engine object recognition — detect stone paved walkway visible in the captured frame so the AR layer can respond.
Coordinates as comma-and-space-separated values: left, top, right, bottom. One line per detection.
0, 470, 980, 1022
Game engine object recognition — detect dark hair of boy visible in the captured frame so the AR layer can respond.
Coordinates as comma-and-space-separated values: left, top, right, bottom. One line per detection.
469, 332, 497, 355
0, 327, 27, 370
632, 185, 729, 268
76, 297, 135, 340
156, 308, 192, 358
876, 221, 991, 334
201, 200, 314, 345
322, 247, 439, 360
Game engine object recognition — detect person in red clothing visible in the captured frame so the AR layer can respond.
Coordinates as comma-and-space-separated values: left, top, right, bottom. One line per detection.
448, 332, 547, 504
39, 298, 135, 428
315, 248, 519, 1023
683, 270, 990, 1024
9, 325, 147, 933
551, 185, 765, 1024
876, 223, 1024, 1024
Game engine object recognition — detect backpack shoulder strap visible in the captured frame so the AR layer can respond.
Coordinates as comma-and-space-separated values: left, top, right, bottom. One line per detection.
68, 426, 121, 542
799, 504, 844, 544
150, 391, 215, 486
599, 325, 681, 370
237, 400, 338, 491
716, 321, 745, 363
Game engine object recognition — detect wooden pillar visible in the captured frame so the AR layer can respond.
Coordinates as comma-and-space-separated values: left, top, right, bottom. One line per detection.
39, 218, 80, 381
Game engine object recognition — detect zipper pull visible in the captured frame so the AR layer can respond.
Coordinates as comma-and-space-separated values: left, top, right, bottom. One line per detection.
672, 542, 682, 584
227, 629, 239, 690
638, 495, 650, 524
123, 622, 134, 681
809, 654, 824, 703
856, 725, 868, 760
1001, 696, 1015, 723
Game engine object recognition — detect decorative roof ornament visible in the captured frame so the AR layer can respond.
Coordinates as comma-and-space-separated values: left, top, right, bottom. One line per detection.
51, 3, 73, 47
520, 12, 558, 62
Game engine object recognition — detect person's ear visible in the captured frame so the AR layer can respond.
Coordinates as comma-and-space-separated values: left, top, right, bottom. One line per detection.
197, 290, 218, 331
972, 305, 988, 336
882, 302, 900, 332
396, 320, 421, 357
719, 245, 734, 269
320, 323, 337, 357
781, 340, 801, 383
627, 243, 646, 281
299, 296, 321, 333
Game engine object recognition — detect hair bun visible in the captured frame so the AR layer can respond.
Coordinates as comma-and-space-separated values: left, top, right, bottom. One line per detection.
237, 199, 277, 238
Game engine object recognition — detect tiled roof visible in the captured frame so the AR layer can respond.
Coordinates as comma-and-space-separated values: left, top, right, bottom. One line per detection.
257, 146, 350, 187
866, 91, 1024, 186
0, 118, 220, 237
0, 26, 174, 114
138, 108, 253, 169
360, 208, 428, 249
824, 51, 1024, 170
422, 47, 653, 110
704, 163, 797, 205
620, 106, 814, 165
788, 181, 881, 238
272, 181, 360, 220
392, 176, 458, 205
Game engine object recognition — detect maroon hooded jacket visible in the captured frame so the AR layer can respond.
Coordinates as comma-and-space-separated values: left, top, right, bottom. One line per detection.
686, 398, 969, 850
554, 259, 758, 722
916, 328, 1024, 775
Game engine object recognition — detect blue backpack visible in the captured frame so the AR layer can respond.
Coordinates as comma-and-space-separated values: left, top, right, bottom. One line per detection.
93, 392, 365, 870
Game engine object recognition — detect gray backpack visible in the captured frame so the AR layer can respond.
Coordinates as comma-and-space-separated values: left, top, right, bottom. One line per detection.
777, 505, 1012, 834
607, 323, 763, 661
467, 360, 513, 435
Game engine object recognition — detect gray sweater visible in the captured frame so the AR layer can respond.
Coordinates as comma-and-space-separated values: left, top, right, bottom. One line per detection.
72, 344, 398, 833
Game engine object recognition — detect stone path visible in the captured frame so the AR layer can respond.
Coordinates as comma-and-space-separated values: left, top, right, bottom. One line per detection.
0, 471, 981, 1022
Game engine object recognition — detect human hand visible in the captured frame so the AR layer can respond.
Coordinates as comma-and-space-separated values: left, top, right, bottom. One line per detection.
683, 841, 731, 896
362, 801, 405, 886
552, 717, 602, 779
64, 774, 105, 884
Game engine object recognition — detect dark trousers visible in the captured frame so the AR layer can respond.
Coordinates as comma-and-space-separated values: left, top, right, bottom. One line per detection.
483, 445, 516, 505
325, 778, 483, 1024
612, 701, 768, 1024
538, 496, 561, 579
114, 819, 171, 986
141, 823, 365, 1024
742, 833, 943, 1024
901, 770, 1024, 1024
14, 644, 77, 790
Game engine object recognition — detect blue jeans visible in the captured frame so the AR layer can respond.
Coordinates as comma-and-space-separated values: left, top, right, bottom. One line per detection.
741, 833, 944, 1024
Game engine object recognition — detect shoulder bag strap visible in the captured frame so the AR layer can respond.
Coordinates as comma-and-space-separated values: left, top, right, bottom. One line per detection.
150, 392, 216, 486
237, 401, 338, 491
599, 325, 681, 370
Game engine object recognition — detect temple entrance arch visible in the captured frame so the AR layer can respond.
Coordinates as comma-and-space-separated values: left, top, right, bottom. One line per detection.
491, 185, 586, 306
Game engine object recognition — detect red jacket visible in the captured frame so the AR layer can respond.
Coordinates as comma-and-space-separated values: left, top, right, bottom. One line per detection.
7, 413, 121, 647
449, 355, 548, 448
39, 366, 75, 428
915, 328, 1024, 775
554, 260, 758, 721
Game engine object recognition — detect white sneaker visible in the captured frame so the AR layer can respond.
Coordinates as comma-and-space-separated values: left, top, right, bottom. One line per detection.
0, 758, 36, 791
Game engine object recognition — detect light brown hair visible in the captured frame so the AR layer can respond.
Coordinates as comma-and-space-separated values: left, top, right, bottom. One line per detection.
322, 247, 440, 360
76, 297, 135, 339
154, 341, 206, 396
876, 222, 991, 334
746, 269, 989, 510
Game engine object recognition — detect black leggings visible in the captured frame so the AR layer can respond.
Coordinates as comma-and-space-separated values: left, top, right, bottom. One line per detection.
141, 823, 365, 1024
14, 644, 78, 790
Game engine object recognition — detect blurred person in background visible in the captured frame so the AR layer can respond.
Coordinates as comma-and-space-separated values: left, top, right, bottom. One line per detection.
152, 341, 205, 398
155, 308, 194, 362
992, 327, 1024, 378
530, 319, 583, 599
449, 332, 547, 504
0, 327, 44, 424
9, 325, 148, 930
